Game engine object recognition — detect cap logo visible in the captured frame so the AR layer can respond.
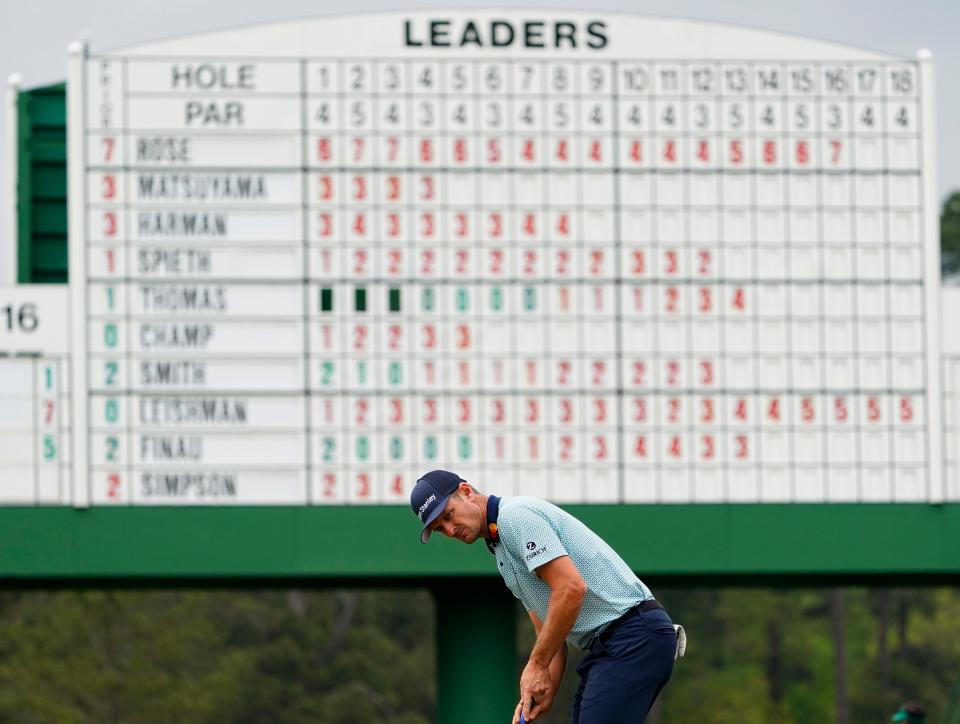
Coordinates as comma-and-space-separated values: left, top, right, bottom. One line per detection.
417, 494, 437, 521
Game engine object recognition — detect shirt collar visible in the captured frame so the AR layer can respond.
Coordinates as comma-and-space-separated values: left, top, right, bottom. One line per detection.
484, 495, 501, 554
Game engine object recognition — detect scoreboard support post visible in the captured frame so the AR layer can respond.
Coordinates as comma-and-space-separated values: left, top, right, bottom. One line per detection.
918, 49, 943, 502
433, 579, 517, 723
4, 73, 21, 286
66, 41, 89, 507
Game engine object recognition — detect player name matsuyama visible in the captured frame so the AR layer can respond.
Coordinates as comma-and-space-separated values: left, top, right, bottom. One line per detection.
137, 174, 267, 201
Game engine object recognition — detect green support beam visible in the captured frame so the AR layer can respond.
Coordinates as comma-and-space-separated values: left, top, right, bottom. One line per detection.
2, 504, 960, 581
433, 579, 517, 724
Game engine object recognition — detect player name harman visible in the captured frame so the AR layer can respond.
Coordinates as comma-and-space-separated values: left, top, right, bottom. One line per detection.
403, 18, 608, 49
140, 472, 238, 498
138, 397, 248, 424
138, 212, 227, 237
138, 249, 211, 274
139, 285, 227, 312
137, 174, 267, 201
140, 323, 214, 348
140, 435, 202, 460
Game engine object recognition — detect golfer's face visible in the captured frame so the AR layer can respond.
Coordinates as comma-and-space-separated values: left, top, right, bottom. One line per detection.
430, 494, 482, 543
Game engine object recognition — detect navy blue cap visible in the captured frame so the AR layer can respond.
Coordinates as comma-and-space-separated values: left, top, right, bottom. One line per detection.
411, 470, 464, 543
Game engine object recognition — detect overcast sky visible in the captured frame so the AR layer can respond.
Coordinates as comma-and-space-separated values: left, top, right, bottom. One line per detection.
1, 0, 957, 281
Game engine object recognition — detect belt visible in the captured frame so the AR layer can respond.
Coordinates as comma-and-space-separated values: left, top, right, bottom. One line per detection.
595, 599, 664, 646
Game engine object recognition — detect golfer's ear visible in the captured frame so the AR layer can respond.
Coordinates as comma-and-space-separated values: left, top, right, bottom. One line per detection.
458, 482, 472, 497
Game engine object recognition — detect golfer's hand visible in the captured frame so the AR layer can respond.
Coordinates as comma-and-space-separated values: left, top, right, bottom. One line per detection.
519, 659, 555, 721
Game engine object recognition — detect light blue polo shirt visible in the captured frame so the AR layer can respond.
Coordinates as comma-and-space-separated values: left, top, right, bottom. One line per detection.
492, 496, 653, 650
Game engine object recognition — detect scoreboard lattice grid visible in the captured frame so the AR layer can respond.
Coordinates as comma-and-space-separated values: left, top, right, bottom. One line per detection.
53, 13, 944, 506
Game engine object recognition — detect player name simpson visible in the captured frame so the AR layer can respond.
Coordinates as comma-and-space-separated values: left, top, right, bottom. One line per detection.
403, 18, 608, 49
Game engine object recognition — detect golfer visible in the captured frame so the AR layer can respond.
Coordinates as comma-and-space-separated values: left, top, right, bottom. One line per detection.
411, 469, 681, 723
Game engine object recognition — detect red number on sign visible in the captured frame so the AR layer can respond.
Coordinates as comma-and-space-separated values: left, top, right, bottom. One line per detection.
900, 397, 914, 422
103, 212, 117, 237
356, 474, 370, 497
701, 435, 715, 460
102, 175, 116, 200
633, 361, 646, 386
317, 138, 332, 161
634, 435, 648, 458
102, 137, 115, 162
834, 397, 848, 422
633, 398, 647, 423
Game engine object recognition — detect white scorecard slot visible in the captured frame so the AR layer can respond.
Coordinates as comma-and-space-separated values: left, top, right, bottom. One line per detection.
63, 11, 943, 505
0, 286, 72, 504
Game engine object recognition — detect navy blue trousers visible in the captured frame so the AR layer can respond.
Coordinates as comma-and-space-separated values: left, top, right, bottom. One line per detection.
570, 607, 676, 723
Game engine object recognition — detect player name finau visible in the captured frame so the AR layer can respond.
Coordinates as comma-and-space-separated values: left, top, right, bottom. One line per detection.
138, 212, 227, 237
140, 323, 214, 348
140, 472, 237, 498
140, 435, 202, 460
137, 174, 267, 201
138, 397, 248, 424
139, 285, 227, 312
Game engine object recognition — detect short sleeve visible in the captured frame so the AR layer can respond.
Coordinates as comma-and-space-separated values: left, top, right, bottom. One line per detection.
499, 504, 569, 573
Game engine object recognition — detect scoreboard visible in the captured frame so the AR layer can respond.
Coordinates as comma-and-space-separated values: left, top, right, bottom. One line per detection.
45, 11, 948, 505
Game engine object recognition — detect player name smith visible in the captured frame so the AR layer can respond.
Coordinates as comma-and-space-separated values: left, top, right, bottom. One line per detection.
404, 18, 608, 48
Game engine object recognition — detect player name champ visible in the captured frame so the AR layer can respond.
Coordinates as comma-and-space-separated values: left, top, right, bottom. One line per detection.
140, 323, 215, 348
137, 174, 268, 202
403, 18, 608, 49
140, 472, 238, 499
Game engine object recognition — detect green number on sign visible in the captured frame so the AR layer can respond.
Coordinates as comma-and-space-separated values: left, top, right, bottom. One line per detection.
106, 436, 118, 461
106, 287, 115, 311
389, 362, 402, 386
104, 324, 118, 348
356, 436, 369, 460
105, 399, 119, 423
104, 361, 118, 386
456, 288, 469, 312
523, 287, 537, 311
424, 436, 437, 460
390, 436, 403, 460
320, 361, 334, 386
422, 288, 435, 312
458, 436, 472, 460
490, 287, 503, 312
356, 361, 367, 385
44, 366, 53, 391
322, 437, 335, 462
43, 435, 56, 461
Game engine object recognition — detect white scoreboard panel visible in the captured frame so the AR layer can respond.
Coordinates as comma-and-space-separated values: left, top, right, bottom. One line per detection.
0, 287, 72, 504
66, 12, 944, 505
